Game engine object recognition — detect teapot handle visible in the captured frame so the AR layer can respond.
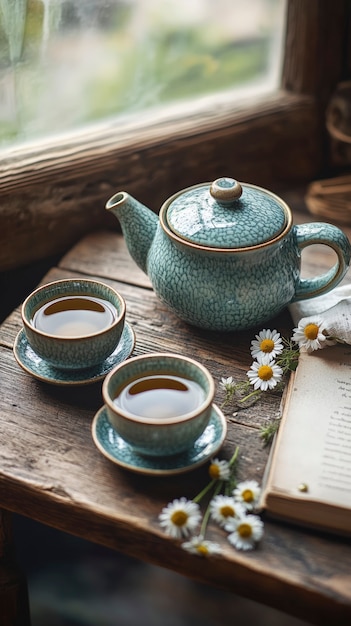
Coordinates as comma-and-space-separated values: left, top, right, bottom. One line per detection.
293, 222, 351, 301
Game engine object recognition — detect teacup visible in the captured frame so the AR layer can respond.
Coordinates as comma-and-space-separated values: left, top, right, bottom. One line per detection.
102, 352, 215, 456
22, 278, 126, 370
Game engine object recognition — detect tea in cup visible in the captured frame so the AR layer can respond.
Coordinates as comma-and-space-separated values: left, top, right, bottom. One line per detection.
102, 352, 215, 456
22, 278, 126, 370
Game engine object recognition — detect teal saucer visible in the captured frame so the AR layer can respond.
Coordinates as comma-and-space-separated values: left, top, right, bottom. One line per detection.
13, 323, 135, 386
91, 404, 227, 476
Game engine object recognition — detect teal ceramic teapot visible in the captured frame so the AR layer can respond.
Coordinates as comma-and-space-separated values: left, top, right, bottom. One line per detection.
106, 177, 351, 331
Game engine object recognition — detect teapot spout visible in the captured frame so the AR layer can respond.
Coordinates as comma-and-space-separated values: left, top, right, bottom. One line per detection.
106, 192, 158, 275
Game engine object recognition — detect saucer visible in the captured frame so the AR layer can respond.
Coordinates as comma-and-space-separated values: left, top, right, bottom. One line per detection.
13, 323, 135, 386
91, 404, 227, 476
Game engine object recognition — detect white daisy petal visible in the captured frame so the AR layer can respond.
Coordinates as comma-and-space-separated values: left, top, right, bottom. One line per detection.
159, 497, 201, 539
233, 480, 261, 510
250, 329, 284, 360
225, 514, 264, 551
208, 458, 231, 481
210, 495, 246, 526
291, 317, 328, 353
182, 535, 221, 557
219, 376, 234, 391
247, 355, 283, 391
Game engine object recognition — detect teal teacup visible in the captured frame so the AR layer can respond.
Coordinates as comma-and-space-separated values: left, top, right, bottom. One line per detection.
22, 278, 126, 370
102, 352, 215, 456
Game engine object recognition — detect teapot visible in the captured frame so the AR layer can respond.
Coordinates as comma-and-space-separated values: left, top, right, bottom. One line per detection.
106, 177, 351, 331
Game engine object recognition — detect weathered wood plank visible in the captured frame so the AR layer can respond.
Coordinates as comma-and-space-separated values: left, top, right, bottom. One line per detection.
282, 0, 348, 101
2, 226, 350, 432
0, 346, 351, 625
0, 95, 320, 273
0, 93, 315, 195
1, 230, 349, 424
1, 1, 350, 275
59, 230, 152, 289
0, 346, 267, 495
1, 228, 351, 625
0, 258, 291, 433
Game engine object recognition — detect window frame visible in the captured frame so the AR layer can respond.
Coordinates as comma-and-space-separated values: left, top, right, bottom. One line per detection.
0, 0, 350, 271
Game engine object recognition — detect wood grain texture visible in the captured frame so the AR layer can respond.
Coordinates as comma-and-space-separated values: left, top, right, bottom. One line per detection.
0, 94, 320, 273
1, 344, 351, 625
282, 0, 351, 175
282, 0, 349, 99
1, 2, 350, 274
1, 230, 351, 625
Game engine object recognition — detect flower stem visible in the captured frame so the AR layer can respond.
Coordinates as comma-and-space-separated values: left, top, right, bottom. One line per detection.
229, 445, 239, 467
199, 480, 223, 537
220, 399, 230, 409
193, 479, 216, 504
239, 389, 261, 403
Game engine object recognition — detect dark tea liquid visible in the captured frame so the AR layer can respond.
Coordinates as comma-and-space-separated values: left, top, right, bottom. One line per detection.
32, 296, 117, 337
113, 375, 205, 419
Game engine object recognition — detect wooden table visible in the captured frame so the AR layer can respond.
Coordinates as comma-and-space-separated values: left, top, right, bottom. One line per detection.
1, 215, 351, 626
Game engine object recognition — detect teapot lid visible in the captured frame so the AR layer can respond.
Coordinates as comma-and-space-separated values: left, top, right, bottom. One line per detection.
164, 177, 290, 249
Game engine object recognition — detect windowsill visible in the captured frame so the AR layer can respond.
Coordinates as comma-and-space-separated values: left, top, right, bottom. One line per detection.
0, 89, 316, 194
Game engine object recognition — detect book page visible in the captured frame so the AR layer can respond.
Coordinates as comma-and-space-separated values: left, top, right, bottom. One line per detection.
268, 345, 351, 508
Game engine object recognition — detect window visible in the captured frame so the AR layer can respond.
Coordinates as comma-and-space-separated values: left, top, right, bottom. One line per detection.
0, 0, 350, 272
0, 0, 286, 148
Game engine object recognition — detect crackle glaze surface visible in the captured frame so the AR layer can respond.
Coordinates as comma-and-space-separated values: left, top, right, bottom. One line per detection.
13, 323, 135, 386
166, 184, 287, 248
92, 403, 227, 475
146, 222, 351, 331
147, 226, 298, 331
107, 186, 351, 332
22, 279, 126, 370
103, 354, 215, 457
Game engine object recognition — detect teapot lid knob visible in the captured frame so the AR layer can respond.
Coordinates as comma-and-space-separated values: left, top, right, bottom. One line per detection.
210, 177, 242, 203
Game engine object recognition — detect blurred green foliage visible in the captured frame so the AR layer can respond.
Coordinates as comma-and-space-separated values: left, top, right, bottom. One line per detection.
0, 0, 277, 147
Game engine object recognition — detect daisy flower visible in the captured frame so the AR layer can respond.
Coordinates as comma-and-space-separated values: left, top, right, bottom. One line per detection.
210, 495, 246, 527
208, 458, 231, 481
250, 329, 284, 360
159, 497, 201, 539
225, 514, 264, 551
247, 355, 283, 391
291, 316, 329, 352
182, 535, 221, 557
219, 376, 235, 392
233, 480, 261, 510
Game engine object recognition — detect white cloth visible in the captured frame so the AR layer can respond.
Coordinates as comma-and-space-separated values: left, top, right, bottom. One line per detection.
288, 285, 351, 343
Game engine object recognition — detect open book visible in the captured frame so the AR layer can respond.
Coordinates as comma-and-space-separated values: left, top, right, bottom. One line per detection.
260, 344, 351, 536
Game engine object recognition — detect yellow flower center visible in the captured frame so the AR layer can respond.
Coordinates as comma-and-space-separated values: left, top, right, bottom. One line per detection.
220, 505, 235, 518
304, 323, 319, 340
171, 510, 188, 527
260, 338, 275, 353
257, 364, 273, 381
196, 544, 209, 556
209, 463, 220, 479
238, 523, 253, 539
242, 489, 254, 503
